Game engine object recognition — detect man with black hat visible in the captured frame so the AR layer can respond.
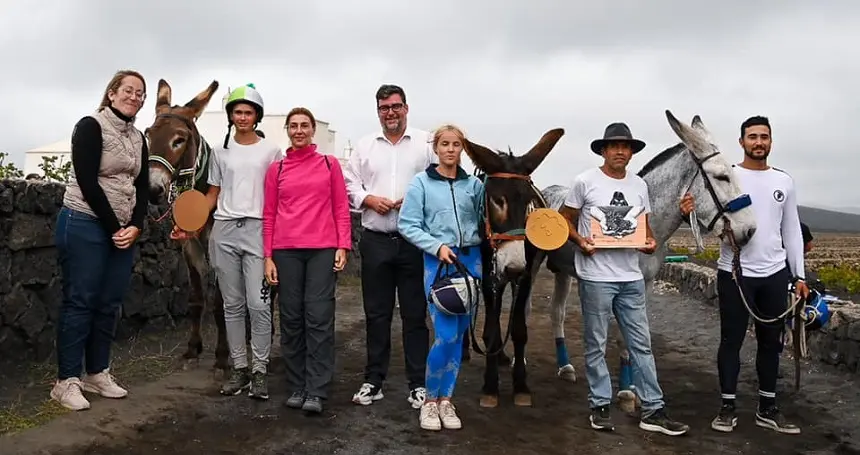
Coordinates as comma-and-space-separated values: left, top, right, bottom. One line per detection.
558, 122, 689, 436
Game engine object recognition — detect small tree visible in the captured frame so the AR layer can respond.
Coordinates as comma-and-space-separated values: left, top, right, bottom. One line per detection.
39, 155, 72, 183
0, 151, 23, 179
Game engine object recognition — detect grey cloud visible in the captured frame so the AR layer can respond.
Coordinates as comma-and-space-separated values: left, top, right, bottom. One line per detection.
0, 1, 858, 207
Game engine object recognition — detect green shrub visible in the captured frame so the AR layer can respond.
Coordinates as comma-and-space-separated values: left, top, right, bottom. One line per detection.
817, 264, 860, 294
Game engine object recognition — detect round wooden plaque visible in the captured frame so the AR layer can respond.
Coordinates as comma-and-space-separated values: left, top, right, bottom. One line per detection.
525, 208, 570, 251
172, 190, 209, 232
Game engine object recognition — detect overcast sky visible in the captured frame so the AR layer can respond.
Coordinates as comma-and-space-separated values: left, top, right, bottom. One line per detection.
1, 0, 856, 209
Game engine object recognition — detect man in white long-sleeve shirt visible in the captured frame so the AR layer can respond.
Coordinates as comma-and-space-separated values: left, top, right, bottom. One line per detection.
707, 115, 810, 435
342, 84, 436, 409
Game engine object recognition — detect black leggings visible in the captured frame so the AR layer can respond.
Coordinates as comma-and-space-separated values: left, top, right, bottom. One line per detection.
716, 267, 789, 402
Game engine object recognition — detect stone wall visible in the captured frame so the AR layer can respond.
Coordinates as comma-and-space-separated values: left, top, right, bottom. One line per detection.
657, 261, 860, 373
655, 262, 719, 305
0, 179, 364, 363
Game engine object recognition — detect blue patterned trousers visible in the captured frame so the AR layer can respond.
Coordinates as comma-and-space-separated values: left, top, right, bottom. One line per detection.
423, 246, 482, 400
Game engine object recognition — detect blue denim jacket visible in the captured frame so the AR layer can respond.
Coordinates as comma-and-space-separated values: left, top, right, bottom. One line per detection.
397, 164, 485, 256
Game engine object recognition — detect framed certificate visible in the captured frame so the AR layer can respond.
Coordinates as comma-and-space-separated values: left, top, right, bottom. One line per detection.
588, 205, 647, 248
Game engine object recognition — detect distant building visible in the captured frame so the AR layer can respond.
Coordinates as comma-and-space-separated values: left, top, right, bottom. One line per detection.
23, 110, 339, 176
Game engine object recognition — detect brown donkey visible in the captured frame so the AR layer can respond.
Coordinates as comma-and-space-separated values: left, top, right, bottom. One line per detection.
145, 79, 230, 370
460, 128, 565, 408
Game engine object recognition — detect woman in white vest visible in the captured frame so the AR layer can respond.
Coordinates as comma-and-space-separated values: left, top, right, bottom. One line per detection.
51, 69, 150, 411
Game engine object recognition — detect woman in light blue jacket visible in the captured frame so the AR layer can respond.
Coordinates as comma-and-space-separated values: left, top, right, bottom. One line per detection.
397, 124, 484, 432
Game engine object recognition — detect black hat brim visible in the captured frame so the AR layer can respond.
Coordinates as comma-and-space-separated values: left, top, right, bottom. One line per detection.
590, 138, 646, 155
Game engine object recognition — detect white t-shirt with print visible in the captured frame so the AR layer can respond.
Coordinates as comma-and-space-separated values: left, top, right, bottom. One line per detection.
564, 167, 652, 282
208, 136, 283, 220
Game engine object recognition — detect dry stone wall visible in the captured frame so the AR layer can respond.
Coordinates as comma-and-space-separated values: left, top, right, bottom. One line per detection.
0, 179, 364, 363
657, 262, 860, 373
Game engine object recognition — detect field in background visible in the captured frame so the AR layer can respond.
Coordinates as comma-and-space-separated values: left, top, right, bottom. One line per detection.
667, 229, 860, 298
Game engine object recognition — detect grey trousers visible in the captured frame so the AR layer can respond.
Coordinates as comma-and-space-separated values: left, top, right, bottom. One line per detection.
210, 218, 271, 373
272, 248, 337, 399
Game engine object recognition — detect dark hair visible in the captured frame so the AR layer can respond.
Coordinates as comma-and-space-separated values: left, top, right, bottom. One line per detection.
285, 107, 317, 129
375, 84, 406, 107
740, 116, 770, 137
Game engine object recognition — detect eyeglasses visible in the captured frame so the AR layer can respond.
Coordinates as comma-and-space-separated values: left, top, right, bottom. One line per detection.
377, 103, 404, 114
119, 86, 146, 100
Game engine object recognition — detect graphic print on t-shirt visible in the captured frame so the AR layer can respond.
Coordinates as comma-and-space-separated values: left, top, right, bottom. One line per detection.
588, 190, 645, 238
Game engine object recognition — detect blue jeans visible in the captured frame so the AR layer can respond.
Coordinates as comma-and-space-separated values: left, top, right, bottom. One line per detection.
55, 207, 136, 380
578, 278, 665, 415
423, 246, 481, 400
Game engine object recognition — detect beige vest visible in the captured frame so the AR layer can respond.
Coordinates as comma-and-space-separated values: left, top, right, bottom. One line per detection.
63, 108, 144, 227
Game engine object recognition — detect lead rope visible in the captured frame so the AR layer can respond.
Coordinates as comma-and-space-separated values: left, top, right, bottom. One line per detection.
724, 220, 806, 390
725, 222, 801, 323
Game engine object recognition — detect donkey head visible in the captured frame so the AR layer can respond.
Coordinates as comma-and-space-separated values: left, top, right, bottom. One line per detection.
146, 79, 219, 203
464, 128, 564, 278
665, 110, 757, 246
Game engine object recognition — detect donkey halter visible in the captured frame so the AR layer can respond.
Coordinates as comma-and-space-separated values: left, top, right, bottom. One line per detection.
482, 172, 548, 250
687, 150, 751, 233
147, 112, 209, 222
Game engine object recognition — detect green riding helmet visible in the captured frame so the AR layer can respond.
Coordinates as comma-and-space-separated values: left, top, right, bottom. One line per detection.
223, 83, 265, 148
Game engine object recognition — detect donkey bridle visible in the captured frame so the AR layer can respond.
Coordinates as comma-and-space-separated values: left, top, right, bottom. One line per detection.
468, 170, 548, 358
147, 112, 210, 221
147, 113, 205, 187
686, 150, 752, 232
481, 172, 548, 249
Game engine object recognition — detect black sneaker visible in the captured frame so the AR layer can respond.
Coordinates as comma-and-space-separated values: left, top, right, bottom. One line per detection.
710, 404, 738, 432
284, 390, 306, 409
589, 405, 615, 431
302, 395, 324, 414
408, 387, 427, 410
248, 371, 268, 400
639, 407, 689, 436
220, 367, 251, 396
352, 382, 383, 406
756, 406, 800, 434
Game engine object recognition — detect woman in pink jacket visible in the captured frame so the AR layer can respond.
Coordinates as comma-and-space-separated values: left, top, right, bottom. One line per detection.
262, 107, 352, 414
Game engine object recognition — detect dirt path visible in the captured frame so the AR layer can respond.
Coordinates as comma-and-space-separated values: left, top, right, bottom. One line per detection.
2, 270, 859, 455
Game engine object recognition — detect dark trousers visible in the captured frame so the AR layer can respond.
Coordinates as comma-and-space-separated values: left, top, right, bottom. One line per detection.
273, 248, 337, 399
55, 207, 135, 380
716, 267, 789, 402
360, 230, 428, 390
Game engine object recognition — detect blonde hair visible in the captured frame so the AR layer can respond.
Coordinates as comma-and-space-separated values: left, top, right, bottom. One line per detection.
98, 69, 146, 111
432, 124, 467, 150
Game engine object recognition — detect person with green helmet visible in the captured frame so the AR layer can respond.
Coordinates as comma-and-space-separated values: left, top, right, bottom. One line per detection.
176, 83, 283, 399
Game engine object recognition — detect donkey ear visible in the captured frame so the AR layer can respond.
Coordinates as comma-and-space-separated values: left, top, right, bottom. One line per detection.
690, 115, 716, 144
184, 80, 220, 120
666, 110, 715, 157
155, 79, 172, 115
520, 128, 564, 175
463, 139, 505, 174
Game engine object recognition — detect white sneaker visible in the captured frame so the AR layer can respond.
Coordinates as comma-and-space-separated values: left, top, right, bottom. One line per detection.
352, 383, 383, 406
82, 369, 128, 398
438, 400, 462, 430
419, 401, 441, 431
408, 387, 426, 409
51, 378, 91, 411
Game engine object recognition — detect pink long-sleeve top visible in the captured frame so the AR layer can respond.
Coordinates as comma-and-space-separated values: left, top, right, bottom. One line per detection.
262, 144, 352, 257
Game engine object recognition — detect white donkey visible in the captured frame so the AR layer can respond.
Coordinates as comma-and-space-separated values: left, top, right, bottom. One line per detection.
528, 110, 758, 410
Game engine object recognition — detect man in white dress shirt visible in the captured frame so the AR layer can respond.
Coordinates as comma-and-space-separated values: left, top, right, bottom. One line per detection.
343, 84, 436, 409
